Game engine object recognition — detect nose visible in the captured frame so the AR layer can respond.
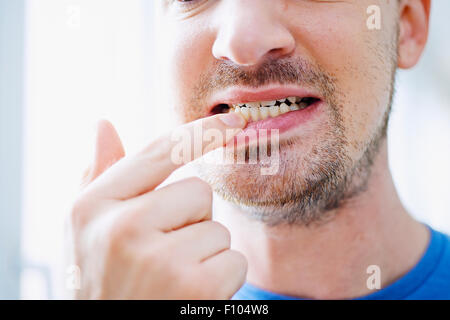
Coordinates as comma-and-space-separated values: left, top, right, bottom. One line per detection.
212, 0, 295, 67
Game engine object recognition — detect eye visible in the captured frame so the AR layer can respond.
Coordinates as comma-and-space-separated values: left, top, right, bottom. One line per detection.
174, 0, 200, 5
171, 0, 207, 11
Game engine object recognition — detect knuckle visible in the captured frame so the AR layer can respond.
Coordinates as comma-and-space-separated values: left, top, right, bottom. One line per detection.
231, 250, 248, 272
69, 193, 94, 230
141, 136, 171, 163
105, 205, 161, 258
182, 178, 213, 219
209, 222, 231, 247
188, 177, 212, 199
143, 240, 182, 278
217, 251, 248, 299
107, 211, 139, 253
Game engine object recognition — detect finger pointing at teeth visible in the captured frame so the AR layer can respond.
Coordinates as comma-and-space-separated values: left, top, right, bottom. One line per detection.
84, 112, 247, 200
70, 112, 249, 299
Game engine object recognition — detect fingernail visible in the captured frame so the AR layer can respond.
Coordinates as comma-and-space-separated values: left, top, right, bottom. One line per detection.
219, 113, 247, 128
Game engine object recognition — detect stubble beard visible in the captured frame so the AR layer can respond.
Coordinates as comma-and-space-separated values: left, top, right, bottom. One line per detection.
193, 45, 397, 227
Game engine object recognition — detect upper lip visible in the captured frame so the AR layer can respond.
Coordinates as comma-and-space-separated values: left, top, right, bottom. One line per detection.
207, 85, 323, 114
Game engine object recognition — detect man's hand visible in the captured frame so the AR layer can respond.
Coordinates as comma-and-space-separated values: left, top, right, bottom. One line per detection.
68, 113, 248, 299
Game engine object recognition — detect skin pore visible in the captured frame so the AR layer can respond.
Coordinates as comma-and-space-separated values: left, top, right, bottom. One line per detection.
156, 0, 431, 298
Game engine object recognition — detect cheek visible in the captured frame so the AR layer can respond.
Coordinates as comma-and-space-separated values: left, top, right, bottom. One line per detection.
294, 6, 394, 153
163, 22, 215, 123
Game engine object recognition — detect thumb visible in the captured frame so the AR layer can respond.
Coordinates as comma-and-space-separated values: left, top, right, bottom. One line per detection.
82, 120, 125, 187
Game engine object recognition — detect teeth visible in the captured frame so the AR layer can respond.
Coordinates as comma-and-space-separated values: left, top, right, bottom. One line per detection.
240, 107, 250, 121
229, 96, 313, 122
269, 106, 280, 117
260, 107, 269, 119
261, 100, 276, 107
287, 97, 296, 104
247, 102, 261, 108
280, 103, 290, 114
250, 108, 259, 121
290, 104, 300, 111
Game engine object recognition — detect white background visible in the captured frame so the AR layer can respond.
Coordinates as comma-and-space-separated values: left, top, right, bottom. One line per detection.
21, 0, 450, 299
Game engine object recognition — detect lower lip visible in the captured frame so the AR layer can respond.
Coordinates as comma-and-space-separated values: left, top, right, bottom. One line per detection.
236, 100, 322, 139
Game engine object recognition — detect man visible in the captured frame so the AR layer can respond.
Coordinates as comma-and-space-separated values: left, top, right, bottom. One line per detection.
69, 0, 450, 299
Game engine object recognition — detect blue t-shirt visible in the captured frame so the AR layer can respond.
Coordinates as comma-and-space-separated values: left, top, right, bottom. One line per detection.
233, 226, 450, 300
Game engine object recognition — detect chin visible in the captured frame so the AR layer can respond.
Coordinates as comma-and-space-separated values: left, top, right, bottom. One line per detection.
195, 128, 355, 226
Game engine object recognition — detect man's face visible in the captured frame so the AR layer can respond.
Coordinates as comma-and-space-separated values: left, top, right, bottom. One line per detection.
156, 0, 399, 225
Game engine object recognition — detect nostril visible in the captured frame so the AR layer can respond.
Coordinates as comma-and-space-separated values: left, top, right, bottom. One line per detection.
269, 47, 282, 54
267, 46, 293, 59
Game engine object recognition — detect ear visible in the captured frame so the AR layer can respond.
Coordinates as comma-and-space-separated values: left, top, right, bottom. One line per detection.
397, 0, 431, 69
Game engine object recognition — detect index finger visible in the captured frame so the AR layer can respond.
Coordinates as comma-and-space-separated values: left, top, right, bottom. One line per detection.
85, 112, 246, 200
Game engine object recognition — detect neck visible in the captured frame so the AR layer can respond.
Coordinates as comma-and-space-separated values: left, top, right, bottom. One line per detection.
214, 141, 429, 299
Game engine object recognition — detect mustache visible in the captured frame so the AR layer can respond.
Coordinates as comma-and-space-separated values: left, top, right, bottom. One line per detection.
194, 57, 337, 102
